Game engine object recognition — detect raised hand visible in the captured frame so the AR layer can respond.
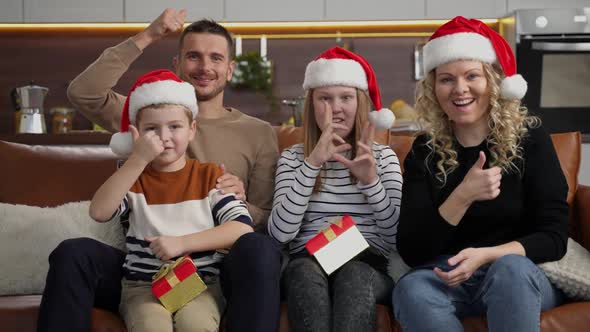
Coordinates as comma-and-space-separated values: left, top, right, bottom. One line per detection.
333, 122, 378, 185
307, 102, 352, 167
145, 235, 186, 261
457, 151, 502, 203
129, 125, 165, 165
216, 163, 247, 200
133, 8, 187, 50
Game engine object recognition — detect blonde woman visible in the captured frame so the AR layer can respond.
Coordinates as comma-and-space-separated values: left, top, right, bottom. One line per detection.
393, 17, 568, 332
268, 47, 400, 332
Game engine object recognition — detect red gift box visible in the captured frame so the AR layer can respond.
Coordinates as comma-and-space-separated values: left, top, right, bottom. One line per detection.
151, 255, 207, 313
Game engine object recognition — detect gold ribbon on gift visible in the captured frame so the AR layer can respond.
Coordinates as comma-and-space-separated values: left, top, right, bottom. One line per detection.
165, 273, 181, 287
152, 257, 187, 283
322, 217, 344, 242
323, 227, 337, 241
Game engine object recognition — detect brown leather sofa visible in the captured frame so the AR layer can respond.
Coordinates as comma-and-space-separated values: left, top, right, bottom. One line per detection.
1, 127, 589, 332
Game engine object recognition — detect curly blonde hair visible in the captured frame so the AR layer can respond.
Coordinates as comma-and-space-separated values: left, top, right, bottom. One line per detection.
302, 88, 371, 191
415, 62, 540, 184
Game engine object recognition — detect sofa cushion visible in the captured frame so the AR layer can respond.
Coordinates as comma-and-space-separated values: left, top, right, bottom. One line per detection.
0, 201, 125, 296
0, 141, 118, 207
539, 237, 590, 301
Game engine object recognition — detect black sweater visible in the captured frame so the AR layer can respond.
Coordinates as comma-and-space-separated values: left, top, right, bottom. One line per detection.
397, 125, 569, 267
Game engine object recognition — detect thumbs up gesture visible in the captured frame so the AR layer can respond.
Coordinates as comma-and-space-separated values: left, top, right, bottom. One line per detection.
129, 125, 165, 165
458, 151, 502, 203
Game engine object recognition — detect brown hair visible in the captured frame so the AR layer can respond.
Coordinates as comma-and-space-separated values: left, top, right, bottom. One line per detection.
135, 103, 194, 126
179, 19, 233, 58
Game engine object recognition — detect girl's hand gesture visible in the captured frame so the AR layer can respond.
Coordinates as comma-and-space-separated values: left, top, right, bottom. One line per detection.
334, 122, 378, 185
307, 102, 352, 167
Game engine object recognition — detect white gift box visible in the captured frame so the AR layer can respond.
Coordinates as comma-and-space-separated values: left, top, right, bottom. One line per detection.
305, 215, 369, 275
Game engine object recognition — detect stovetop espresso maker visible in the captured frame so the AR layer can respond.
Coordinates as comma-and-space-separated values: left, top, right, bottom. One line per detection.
11, 82, 49, 134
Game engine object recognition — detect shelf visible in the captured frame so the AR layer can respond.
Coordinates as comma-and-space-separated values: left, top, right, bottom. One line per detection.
0, 131, 112, 145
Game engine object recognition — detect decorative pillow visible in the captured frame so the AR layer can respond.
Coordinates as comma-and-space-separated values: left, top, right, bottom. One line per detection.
539, 238, 590, 301
0, 201, 125, 296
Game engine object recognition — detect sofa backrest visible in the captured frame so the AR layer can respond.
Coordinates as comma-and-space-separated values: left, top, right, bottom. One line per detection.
0, 141, 118, 207
551, 132, 581, 206
0, 129, 580, 209
273, 126, 581, 206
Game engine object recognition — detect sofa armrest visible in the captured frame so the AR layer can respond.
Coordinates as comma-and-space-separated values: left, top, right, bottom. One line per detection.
573, 184, 590, 251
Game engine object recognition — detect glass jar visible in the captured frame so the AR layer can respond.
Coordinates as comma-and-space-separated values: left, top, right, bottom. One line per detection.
50, 107, 75, 134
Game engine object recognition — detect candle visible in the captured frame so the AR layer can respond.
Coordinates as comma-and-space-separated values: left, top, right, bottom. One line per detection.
235, 36, 242, 56
260, 35, 267, 59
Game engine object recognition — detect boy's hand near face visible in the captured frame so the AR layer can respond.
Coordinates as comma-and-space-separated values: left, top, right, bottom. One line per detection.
128, 125, 165, 166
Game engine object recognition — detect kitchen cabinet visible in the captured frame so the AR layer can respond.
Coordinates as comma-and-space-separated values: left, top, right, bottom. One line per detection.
24, 0, 123, 22
426, 0, 506, 19
125, 0, 223, 22
508, 0, 590, 12
0, 1, 23, 22
326, 0, 425, 20
4, 0, 590, 24
225, 0, 323, 21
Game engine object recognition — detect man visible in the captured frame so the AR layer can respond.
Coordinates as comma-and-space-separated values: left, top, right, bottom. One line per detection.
37, 8, 281, 332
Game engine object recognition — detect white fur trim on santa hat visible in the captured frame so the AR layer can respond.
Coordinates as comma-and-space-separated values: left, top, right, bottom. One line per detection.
129, 80, 197, 124
423, 32, 496, 74
500, 74, 527, 100
303, 58, 368, 91
368, 108, 395, 130
109, 132, 133, 157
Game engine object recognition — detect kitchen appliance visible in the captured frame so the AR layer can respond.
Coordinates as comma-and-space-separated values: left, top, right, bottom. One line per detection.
11, 83, 49, 134
516, 8, 590, 134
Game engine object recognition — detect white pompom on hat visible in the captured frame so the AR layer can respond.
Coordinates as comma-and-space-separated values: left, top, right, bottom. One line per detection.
423, 16, 527, 100
302, 46, 395, 129
109, 69, 198, 157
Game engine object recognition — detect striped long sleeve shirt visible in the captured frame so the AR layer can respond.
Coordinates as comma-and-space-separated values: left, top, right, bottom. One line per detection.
109, 159, 252, 282
268, 143, 403, 256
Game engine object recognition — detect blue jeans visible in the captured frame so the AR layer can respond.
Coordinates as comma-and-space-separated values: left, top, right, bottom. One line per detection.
392, 254, 565, 332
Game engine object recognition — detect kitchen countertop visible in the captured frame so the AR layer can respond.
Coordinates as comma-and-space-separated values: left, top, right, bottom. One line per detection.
0, 131, 111, 145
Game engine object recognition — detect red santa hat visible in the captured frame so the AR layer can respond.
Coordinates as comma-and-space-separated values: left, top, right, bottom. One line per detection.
302, 46, 395, 129
423, 16, 527, 100
109, 69, 198, 157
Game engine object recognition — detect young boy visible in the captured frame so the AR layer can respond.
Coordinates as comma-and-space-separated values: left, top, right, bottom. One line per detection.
89, 69, 253, 331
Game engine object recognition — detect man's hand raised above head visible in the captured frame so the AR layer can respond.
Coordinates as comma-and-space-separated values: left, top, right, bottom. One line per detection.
132, 8, 187, 51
